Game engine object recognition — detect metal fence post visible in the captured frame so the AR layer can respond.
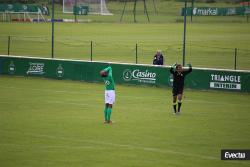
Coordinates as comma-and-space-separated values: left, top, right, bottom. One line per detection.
51, 0, 55, 58
136, 43, 138, 64
182, 0, 187, 66
8, 36, 10, 56
91, 41, 93, 61
234, 48, 237, 70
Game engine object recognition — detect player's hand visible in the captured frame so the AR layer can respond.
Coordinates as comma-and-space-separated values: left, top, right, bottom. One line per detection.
172, 63, 177, 68
187, 63, 192, 68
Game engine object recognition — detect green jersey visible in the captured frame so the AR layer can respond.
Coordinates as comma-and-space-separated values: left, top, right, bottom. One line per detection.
102, 66, 115, 90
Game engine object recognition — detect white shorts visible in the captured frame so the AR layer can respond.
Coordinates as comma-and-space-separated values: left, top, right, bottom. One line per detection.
105, 90, 115, 104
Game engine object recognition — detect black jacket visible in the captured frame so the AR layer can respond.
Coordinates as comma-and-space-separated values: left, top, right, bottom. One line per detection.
153, 54, 164, 65
170, 66, 192, 88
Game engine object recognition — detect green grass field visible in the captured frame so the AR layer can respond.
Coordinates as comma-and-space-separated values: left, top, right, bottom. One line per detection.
0, 76, 250, 167
0, 1, 249, 166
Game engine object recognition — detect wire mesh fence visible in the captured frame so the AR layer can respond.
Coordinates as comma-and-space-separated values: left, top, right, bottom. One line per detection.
0, 35, 249, 70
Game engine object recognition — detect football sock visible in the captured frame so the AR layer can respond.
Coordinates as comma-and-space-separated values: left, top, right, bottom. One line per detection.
104, 107, 108, 122
107, 108, 112, 122
173, 102, 177, 113
178, 100, 182, 112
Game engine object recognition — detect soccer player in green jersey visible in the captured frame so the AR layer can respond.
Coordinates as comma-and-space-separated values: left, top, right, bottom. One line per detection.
100, 66, 115, 124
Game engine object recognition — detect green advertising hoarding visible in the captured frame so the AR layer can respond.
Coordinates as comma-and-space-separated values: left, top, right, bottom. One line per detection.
181, 7, 250, 16
0, 3, 49, 15
0, 56, 250, 92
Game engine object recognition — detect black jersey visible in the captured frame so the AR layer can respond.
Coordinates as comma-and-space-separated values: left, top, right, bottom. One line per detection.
170, 66, 192, 88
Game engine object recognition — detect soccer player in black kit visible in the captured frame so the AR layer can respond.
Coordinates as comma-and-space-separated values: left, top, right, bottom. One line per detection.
170, 63, 192, 114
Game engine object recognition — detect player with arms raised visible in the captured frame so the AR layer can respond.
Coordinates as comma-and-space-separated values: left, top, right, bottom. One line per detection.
100, 66, 115, 124
170, 63, 192, 114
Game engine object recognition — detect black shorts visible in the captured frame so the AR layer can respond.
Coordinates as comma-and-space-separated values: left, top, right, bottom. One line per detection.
172, 86, 183, 96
